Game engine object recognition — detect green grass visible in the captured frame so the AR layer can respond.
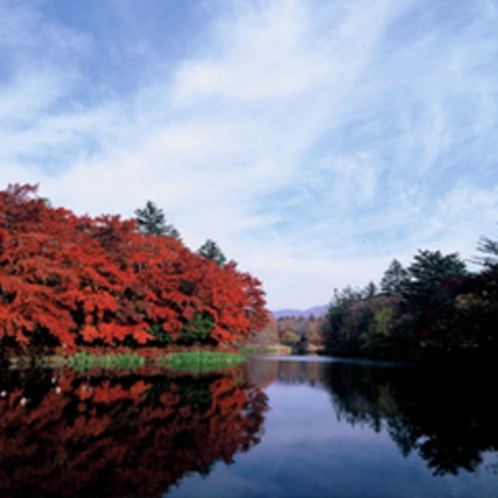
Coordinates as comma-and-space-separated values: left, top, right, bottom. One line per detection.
160, 351, 245, 372
29, 356, 47, 368
68, 352, 145, 372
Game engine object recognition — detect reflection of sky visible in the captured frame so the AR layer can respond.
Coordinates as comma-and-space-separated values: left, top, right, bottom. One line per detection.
168, 361, 498, 498
261, 383, 388, 444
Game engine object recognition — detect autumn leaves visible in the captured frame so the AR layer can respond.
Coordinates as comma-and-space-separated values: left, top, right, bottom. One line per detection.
0, 184, 268, 352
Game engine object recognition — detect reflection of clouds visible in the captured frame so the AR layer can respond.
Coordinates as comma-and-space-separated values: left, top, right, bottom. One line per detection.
170, 378, 430, 497
171, 358, 498, 497
263, 383, 389, 444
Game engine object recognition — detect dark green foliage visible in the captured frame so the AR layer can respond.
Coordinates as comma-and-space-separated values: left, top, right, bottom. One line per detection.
363, 281, 378, 299
474, 233, 498, 269
179, 313, 215, 346
321, 287, 365, 354
319, 248, 496, 361
380, 259, 409, 295
358, 295, 415, 359
146, 323, 174, 344
135, 200, 181, 239
197, 239, 226, 267
403, 250, 466, 304
147, 314, 215, 346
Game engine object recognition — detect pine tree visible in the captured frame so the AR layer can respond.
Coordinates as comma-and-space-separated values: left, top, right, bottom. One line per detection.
134, 201, 181, 239
404, 250, 466, 302
380, 259, 409, 295
197, 239, 226, 267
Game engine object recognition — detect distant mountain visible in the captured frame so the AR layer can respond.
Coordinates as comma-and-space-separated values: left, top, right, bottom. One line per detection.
271, 305, 328, 320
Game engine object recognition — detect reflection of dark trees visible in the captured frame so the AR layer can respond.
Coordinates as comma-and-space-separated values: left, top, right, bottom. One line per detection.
0, 365, 268, 497
321, 360, 498, 476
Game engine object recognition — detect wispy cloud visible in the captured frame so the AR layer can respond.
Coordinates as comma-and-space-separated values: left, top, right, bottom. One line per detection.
1, 0, 497, 308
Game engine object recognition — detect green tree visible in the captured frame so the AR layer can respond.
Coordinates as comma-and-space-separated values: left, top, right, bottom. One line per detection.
358, 294, 410, 358
404, 250, 466, 303
320, 286, 364, 354
197, 239, 226, 267
474, 231, 498, 270
363, 281, 378, 299
40, 196, 52, 207
134, 200, 181, 239
281, 330, 300, 346
380, 259, 409, 295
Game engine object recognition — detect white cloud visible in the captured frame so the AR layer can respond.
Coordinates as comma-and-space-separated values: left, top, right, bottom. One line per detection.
1, 0, 497, 309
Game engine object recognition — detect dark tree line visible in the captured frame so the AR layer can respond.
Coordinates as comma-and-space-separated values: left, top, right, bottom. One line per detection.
320, 237, 498, 360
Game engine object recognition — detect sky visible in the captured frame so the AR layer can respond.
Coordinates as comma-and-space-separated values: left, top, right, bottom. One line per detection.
1, 0, 497, 310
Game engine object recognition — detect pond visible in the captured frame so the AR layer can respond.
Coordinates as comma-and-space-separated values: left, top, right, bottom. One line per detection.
1, 356, 497, 497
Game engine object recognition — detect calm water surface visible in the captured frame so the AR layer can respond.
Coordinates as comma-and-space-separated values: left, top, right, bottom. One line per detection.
1, 356, 497, 497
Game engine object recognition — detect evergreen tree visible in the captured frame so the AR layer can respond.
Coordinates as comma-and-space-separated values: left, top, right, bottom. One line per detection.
363, 281, 378, 299
380, 259, 409, 295
404, 249, 466, 302
135, 201, 181, 239
474, 232, 498, 270
197, 239, 226, 267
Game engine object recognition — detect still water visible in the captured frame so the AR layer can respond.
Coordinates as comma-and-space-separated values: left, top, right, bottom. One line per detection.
0, 356, 497, 497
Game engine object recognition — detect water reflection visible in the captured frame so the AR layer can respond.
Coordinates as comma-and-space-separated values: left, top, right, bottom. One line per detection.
245, 355, 328, 388
322, 360, 498, 477
247, 356, 498, 477
0, 365, 268, 497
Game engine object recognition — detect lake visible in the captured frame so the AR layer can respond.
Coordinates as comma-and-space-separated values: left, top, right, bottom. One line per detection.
1, 355, 497, 497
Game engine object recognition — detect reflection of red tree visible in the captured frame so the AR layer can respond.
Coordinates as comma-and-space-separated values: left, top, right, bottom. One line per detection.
0, 366, 268, 497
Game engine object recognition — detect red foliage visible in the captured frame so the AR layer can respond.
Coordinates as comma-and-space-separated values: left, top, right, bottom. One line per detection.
0, 184, 268, 350
0, 366, 268, 496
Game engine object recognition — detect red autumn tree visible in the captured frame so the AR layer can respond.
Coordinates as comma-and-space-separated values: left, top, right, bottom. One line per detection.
0, 184, 268, 351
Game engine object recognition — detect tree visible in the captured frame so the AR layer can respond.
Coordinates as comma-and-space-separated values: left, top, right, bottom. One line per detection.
320, 286, 364, 353
197, 239, 226, 267
281, 330, 300, 346
380, 259, 409, 295
474, 230, 498, 270
404, 250, 467, 303
0, 184, 268, 351
134, 201, 181, 239
363, 281, 378, 299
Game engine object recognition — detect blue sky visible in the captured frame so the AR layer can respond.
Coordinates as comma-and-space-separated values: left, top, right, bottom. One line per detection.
1, 0, 497, 310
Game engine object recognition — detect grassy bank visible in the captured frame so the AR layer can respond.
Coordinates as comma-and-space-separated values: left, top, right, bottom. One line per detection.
68, 352, 145, 371
160, 351, 245, 372
1, 349, 247, 372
